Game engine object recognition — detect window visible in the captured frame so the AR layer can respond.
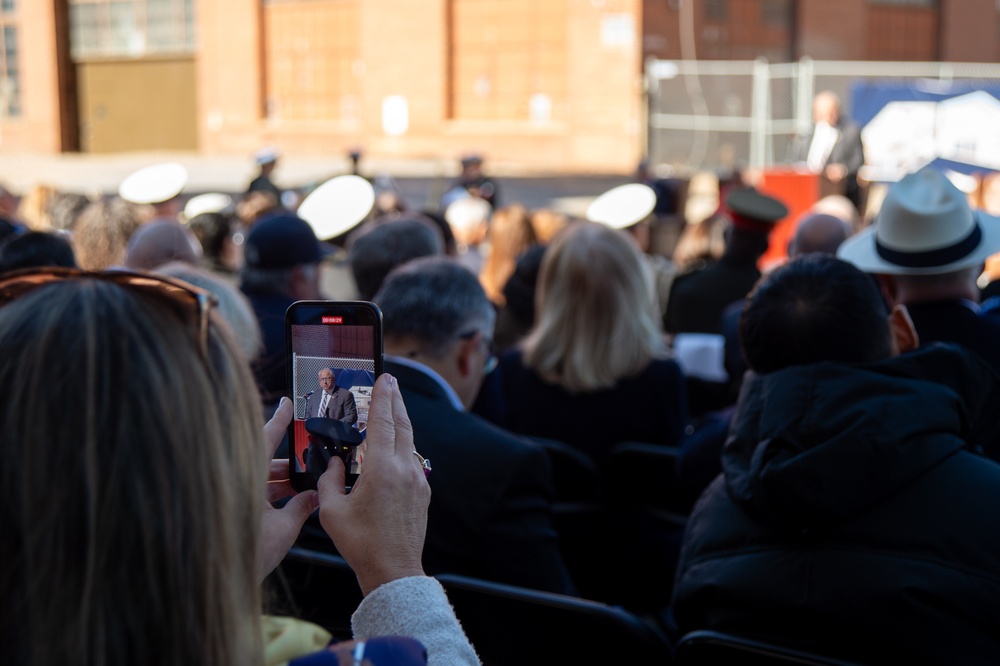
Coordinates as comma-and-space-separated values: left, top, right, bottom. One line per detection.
0, 1, 18, 118
263, 0, 361, 122
450, 0, 569, 122
705, 0, 727, 21
68, 0, 195, 59
761, 0, 791, 27
869, 0, 936, 6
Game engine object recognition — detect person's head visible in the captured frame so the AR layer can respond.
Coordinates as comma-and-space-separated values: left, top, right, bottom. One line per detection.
529, 208, 568, 244
460, 154, 483, 178
524, 222, 667, 393
813, 91, 841, 126
673, 213, 729, 272
47, 192, 92, 233
741, 254, 917, 374
375, 257, 496, 409
156, 262, 263, 360
255, 147, 279, 177
789, 213, 851, 257
348, 216, 444, 300
124, 220, 202, 271
0, 231, 77, 273
724, 187, 788, 260
444, 197, 491, 249
240, 212, 323, 300
480, 204, 536, 305
319, 367, 335, 392
838, 169, 1000, 306
0, 271, 265, 664
72, 197, 145, 270
237, 191, 280, 226
188, 211, 239, 270
16, 184, 58, 231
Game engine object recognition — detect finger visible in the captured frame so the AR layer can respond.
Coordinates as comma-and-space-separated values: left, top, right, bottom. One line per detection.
363, 374, 396, 463
317, 455, 348, 502
266, 479, 296, 504
280, 489, 319, 526
268, 458, 290, 483
388, 376, 415, 457
264, 397, 293, 459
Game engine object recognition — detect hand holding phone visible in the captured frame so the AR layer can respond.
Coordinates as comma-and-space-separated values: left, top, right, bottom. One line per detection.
286, 301, 383, 492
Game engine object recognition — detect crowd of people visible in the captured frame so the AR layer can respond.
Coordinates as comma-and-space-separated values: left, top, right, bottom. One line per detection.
3, 138, 1000, 665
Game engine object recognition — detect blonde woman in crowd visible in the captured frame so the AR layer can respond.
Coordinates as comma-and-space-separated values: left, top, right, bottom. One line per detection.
479, 204, 537, 306
0, 269, 478, 666
474, 222, 686, 464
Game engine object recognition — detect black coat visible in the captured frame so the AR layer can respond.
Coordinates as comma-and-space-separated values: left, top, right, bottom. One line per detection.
665, 256, 760, 335
672, 345, 1000, 664
386, 360, 575, 595
907, 300, 1000, 381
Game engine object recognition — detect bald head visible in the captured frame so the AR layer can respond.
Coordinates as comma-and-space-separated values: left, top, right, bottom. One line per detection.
813, 91, 841, 126
790, 213, 850, 257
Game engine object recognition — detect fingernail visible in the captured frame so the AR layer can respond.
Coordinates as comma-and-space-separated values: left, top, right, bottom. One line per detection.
386, 374, 397, 388
310, 491, 320, 509
275, 397, 289, 415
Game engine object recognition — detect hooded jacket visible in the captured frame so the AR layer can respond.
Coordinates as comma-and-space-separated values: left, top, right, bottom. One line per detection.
672, 345, 1000, 665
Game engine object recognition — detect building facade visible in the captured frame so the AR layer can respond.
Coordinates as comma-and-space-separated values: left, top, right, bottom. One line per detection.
0, 0, 996, 171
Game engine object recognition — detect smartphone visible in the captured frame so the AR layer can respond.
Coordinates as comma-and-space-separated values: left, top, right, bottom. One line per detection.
286, 301, 383, 492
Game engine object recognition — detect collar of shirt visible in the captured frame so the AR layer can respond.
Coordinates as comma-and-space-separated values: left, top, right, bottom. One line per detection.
385, 354, 465, 411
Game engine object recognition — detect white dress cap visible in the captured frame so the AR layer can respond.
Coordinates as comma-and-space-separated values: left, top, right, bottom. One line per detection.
118, 162, 188, 205
586, 183, 657, 229
297, 175, 376, 240
183, 193, 233, 221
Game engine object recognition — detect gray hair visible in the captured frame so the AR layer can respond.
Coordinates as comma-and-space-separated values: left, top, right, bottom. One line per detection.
156, 262, 264, 360
348, 217, 444, 300
374, 256, 495, 358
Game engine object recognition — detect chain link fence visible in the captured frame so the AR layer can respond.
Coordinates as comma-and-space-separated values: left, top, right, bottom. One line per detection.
646, 58, 1000, 173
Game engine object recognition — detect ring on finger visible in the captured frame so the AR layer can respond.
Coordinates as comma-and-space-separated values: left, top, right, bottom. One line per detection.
413, 450, 432, 478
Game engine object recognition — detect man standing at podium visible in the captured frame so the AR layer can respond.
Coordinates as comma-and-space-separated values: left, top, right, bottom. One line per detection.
793, 91, 865, 208
312, 367, 358, 425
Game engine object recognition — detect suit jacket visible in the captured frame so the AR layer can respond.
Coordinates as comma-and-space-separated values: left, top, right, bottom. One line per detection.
792, 119, 865, 176
385, 359, 575, 595
311, 386, 358, 425
665, 256, 761, 335
908, 299, 1000, 387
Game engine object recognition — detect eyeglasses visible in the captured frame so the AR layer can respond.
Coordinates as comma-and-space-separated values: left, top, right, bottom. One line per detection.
459, 329, 498, 375
0, 267, 219, 357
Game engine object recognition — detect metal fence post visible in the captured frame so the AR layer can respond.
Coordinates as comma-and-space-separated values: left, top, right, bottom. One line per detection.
750, 57, 770, 170
796, 56, 814, 137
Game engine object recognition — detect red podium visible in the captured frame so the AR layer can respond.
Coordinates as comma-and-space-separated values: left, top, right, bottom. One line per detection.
757, 169, 824, 271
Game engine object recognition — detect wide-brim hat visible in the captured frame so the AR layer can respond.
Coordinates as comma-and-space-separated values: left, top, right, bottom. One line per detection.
118, 162, 188, 205
838, 169, 1000, 275
586, 183, 657, 230
297, 175, 375, 240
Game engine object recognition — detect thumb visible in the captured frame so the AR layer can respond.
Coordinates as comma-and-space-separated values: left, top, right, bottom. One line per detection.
279, 489, 318, 526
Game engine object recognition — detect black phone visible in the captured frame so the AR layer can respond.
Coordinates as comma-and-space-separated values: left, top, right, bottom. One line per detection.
286, 301, 383, 492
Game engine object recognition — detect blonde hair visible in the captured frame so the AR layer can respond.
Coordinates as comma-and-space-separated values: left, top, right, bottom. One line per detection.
0, 279, 265, 665
72, 197, 145, 270
673, 213, 727, 273
529, 208, 568, 244
16, 184, 59, 231
523, 222, 667, 392
480, 204, 536, 305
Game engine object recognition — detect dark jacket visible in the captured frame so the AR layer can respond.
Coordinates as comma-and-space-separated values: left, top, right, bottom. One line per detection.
474, 350, 687, 467
672, 345, 1000, 665
386, 359, 575, 595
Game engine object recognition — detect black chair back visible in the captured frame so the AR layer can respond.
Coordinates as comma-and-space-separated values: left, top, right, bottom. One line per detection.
435, 573, 673, 665
675, 630, 864, 665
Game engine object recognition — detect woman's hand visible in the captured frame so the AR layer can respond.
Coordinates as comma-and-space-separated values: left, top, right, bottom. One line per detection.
318, 374, 430, 596
257, 398, 319, 582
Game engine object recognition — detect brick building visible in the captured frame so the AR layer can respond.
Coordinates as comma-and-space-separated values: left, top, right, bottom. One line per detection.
0, 0, 995, 172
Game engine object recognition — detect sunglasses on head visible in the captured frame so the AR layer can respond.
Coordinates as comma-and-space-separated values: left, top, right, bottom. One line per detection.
0, 267, 219, 357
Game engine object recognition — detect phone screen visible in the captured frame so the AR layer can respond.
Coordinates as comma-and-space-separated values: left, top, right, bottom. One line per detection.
286, 301, 383, 492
